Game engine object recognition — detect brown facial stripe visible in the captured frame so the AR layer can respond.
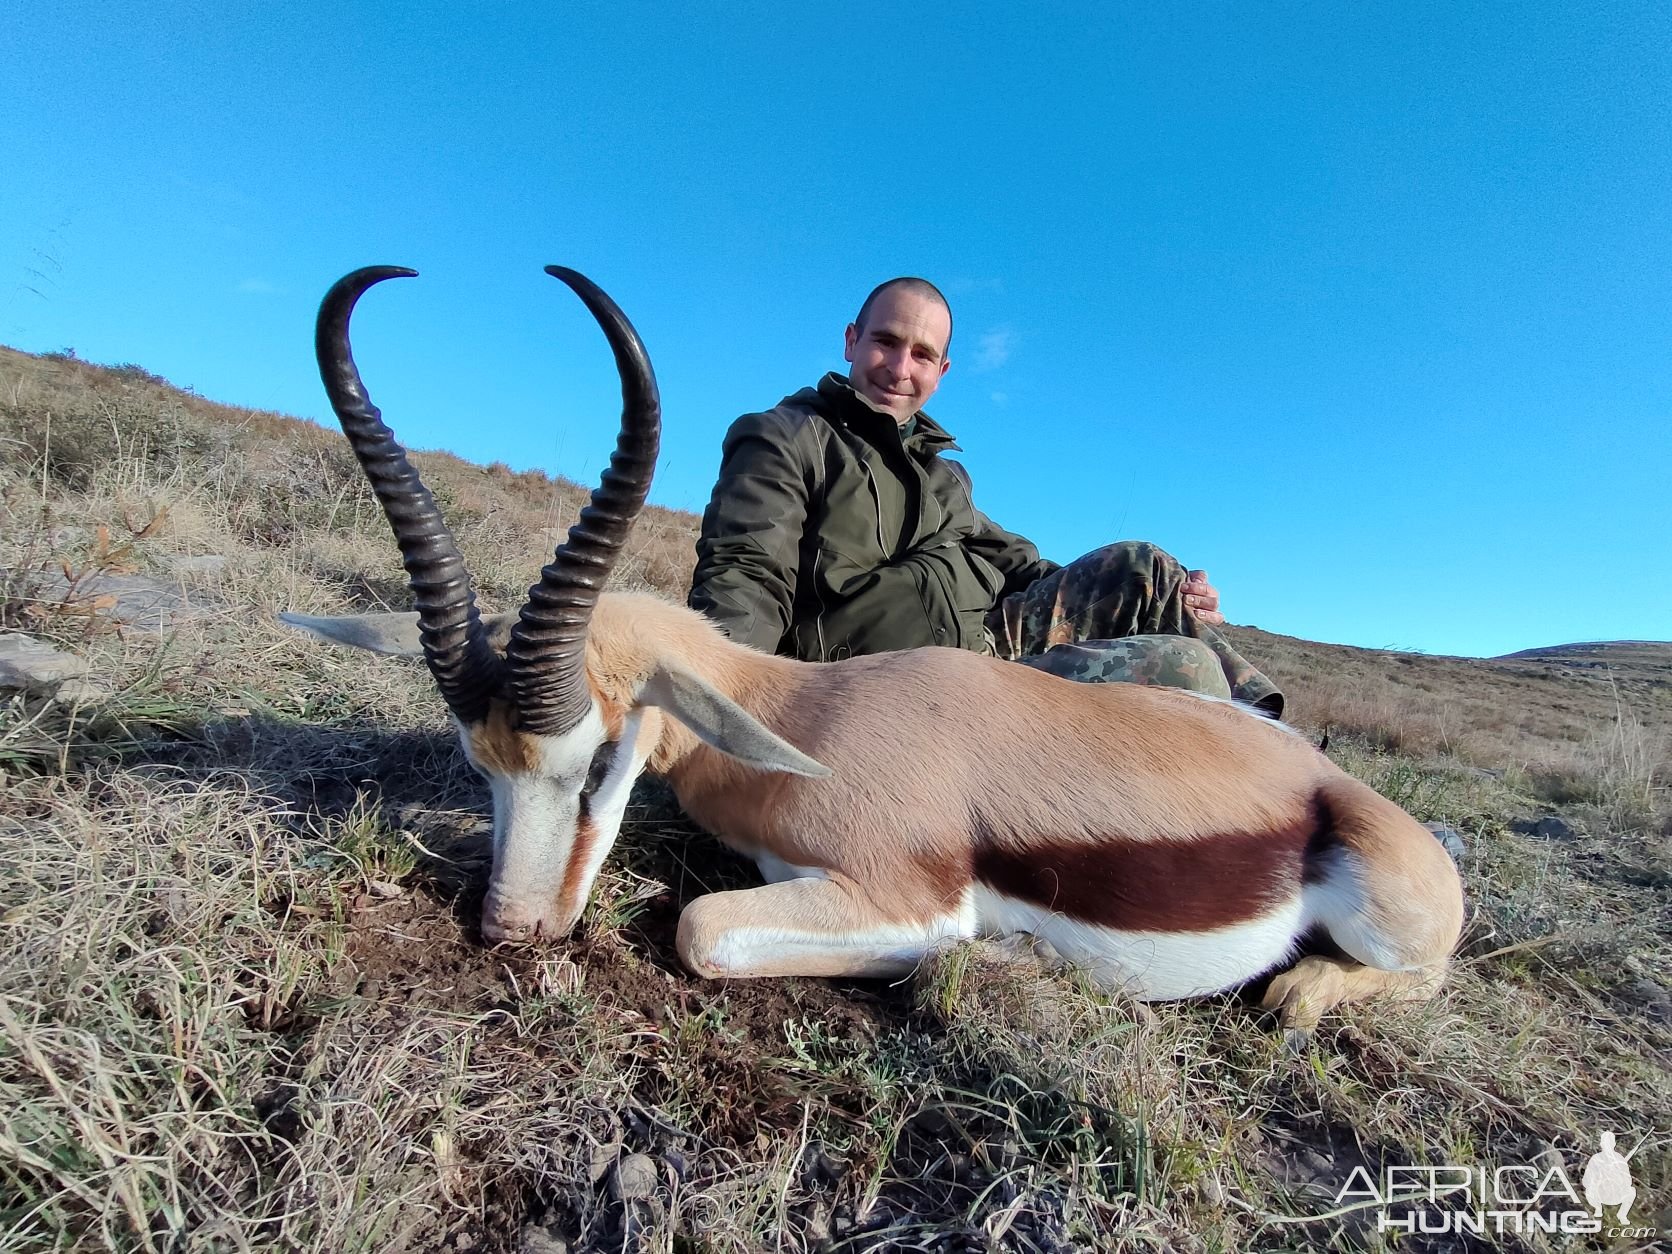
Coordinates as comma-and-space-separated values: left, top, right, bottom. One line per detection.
556, 812, 597, 924
974, 806, 1335, 934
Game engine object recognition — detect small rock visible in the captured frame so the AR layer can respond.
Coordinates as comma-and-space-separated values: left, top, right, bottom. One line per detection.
800, 1144, 844, 1190
1528, 1140, 1564, 1173
1626, 978, 1672, 1024
517, 1225, 569, 1254
803, 1199, 832, 1243
166, 555, 227, 575
1514, 815, 1580, 841
1422, 821, 1467, 862
49, 678, 111, 706
609, 1153, 659, 1202
29, 570, 212, 632
0, 634, 89, 692
587, 1139, 621, 1184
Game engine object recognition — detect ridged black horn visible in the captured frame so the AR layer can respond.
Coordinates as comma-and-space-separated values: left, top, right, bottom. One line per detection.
316, 266, 503, 725
507, 267, 661, 736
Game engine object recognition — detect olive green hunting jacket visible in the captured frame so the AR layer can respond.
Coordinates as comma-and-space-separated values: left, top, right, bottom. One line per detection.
689, 373, 1058, 660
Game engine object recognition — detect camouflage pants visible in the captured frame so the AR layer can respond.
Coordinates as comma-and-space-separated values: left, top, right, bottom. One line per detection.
987, 541, 1285, 717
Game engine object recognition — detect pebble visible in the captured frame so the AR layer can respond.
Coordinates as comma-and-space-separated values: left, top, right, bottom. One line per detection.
1422, 821, 1467, 861
517, 1226, 569, 1254
609, 1152, 659, 1202
0, 634, 88, 692
1515, 815, 1580, 841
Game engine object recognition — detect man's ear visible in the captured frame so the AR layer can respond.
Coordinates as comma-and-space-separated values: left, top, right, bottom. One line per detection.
279, 610, 520, 656
638, 663, 832, 779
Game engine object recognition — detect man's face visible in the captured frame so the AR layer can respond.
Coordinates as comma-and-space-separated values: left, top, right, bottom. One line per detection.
843, 287, 952, 422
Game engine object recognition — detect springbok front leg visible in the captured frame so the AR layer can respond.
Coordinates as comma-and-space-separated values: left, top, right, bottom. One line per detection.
676, 875, 973, 980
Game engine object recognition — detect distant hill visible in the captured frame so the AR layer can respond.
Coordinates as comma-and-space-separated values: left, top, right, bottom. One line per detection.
1487, 640, 1672, 709
1497, 640, 1672, 663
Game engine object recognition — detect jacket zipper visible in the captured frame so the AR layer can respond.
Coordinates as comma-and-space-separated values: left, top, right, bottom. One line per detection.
858, 460, 890, 555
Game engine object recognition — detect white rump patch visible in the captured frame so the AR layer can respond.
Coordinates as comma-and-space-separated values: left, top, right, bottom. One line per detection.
1298, 843, 1409, 971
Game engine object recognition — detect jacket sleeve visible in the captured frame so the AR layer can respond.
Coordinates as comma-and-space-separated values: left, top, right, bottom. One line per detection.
963, 508, 1060, 600
688, 410, 814, 652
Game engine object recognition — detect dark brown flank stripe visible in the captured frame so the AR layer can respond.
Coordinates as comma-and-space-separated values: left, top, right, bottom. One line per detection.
974, 799, 1337, 933
557, 813, 598, 923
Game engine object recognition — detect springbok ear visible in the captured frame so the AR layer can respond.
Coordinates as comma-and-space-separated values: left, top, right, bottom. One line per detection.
639, 664, 833, 779
279, 610, 520, 656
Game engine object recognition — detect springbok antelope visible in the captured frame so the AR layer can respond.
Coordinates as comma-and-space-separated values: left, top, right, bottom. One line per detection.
284, 265, 1465, 1035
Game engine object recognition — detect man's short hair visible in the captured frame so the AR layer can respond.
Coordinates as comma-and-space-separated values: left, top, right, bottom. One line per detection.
853, 277, 954, 355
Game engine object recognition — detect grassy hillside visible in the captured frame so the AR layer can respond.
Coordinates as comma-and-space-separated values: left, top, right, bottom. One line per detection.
2, 345, 1668, 1252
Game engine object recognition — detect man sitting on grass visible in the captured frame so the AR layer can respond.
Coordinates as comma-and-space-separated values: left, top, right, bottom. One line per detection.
689, 276, 1283, 716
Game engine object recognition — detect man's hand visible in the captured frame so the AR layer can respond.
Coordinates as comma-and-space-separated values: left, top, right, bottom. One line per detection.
1184, 569, 1226, 626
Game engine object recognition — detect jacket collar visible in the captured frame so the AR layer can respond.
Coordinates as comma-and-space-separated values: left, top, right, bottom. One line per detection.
813, 372, 962, 454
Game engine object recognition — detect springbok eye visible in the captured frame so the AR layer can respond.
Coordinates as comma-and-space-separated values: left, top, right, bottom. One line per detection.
580, 740, 616, 801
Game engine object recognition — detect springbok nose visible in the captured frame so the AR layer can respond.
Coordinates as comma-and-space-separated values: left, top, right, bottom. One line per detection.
481, 917, 530, 944
482, 894, 575, 945
481, 907, 548, 945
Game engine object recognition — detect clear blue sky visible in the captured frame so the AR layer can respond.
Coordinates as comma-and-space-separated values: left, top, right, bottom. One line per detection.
5, 2, 1668, 657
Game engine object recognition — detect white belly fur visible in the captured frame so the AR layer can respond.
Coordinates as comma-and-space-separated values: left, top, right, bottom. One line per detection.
752, 850, 830, 884
972, 885, 1305, 1000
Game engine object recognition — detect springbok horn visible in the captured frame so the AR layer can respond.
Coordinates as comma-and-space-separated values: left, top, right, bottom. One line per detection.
316, 266, 503, 725
507, 267, 661, 736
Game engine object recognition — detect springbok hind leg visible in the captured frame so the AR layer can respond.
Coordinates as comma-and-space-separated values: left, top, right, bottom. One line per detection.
1261, 955, 1449, 1042
676, 874, 971, 982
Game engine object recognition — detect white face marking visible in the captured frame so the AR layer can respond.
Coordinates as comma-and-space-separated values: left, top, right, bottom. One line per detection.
477, 704, 637, 942
555, 708, 651, 922
971, 886, 1305, 1000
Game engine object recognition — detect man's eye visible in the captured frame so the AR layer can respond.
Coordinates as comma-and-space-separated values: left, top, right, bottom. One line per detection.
581, 741, 615, 799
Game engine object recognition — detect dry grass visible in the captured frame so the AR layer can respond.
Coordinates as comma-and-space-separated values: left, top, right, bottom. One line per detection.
2, 346, 1668, 1252
1229, 627, 1672, 835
